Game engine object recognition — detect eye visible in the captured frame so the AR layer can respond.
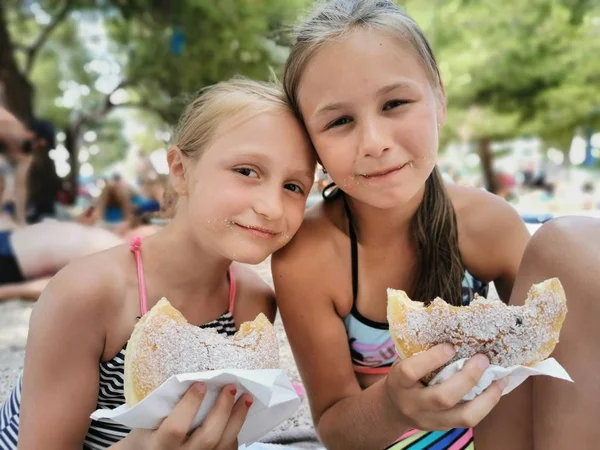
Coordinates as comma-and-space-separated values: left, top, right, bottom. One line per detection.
284, 183, 304, 195
234, 167, 258, 178
326, 116, 353, 130
383, 99, 409, 111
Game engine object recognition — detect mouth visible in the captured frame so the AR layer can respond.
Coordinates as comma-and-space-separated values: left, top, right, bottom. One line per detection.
359, 162, 411, 179
233, 223, 281, 238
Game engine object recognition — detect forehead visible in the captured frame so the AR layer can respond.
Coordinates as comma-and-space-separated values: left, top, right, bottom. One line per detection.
201, 110, 315, 168
298, 29, 431, 110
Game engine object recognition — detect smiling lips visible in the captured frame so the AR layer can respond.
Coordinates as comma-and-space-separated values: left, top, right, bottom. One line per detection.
234, 223, 281, 239
359, 161, 411, 179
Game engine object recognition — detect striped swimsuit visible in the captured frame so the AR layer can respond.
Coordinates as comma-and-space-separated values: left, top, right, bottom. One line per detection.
0, 237, 237, 449
343, 199, 488, 450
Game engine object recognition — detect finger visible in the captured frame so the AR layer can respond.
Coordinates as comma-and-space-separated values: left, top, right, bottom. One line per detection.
390, 344, 456, 389
188, 384, 238, 449
214, 394, 253, 449
426, 378, 507, 430
155, 382, 207, 446
422, 354, 490, 410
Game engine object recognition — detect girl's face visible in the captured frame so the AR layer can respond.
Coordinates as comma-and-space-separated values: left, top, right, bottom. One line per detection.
297, 29, 444, 209
174, 109, 315, 264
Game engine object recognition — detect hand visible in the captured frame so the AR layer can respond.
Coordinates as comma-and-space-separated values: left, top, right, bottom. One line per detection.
384, 344, 508, 431
116, 383, 253, 450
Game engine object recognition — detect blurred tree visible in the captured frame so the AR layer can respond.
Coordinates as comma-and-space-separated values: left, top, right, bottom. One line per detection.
405, 0, 600, 192
0, 0, 305, 193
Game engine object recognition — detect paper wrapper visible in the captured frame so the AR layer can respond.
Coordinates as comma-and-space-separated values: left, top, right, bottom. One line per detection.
428, 357, 573, 401
90, 369, 301, 446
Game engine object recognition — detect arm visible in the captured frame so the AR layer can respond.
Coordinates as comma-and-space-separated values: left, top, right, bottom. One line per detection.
272, 242, 410, 450
0, 277, 51, 301
17, 262, 113, 450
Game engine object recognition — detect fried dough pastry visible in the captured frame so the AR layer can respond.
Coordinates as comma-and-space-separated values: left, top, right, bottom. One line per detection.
387, 278, 567, 382
124, 298, 279, 406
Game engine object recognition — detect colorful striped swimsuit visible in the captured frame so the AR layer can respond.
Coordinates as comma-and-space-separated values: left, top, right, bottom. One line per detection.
0, 237, 237, 449
343, 199, 488, 450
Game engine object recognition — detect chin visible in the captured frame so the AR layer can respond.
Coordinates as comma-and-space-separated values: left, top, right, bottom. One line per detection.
225, 247, 271, 265
352, 188, 419, 210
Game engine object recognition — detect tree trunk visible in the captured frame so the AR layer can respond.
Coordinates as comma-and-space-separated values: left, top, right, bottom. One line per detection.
478, 138, 497, 194
65, 121, 83, 203
0, 4, 34, 122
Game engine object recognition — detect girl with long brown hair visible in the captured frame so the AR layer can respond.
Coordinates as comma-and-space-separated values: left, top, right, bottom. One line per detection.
273, 1, 600, 448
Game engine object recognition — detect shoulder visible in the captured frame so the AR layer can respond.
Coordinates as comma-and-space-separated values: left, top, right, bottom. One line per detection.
230, 262, 276, 324
447, 184, 524, 239
31, 244, 131, 335
272, 198, 349, 316
273, 199, 344, 277
446, 184, 530, 280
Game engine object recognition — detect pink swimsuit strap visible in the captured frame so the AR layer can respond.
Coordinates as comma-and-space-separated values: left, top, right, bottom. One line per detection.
129, 236, 236, 316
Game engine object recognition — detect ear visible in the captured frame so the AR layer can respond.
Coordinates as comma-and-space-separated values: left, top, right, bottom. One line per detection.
167, 146, 189, 197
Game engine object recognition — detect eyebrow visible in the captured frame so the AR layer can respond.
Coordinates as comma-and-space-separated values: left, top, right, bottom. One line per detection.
289, 167, 316, 183
230, 152, 314, 181
311, 81, 414, 120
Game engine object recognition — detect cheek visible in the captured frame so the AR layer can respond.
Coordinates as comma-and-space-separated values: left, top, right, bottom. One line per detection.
286, 201, 306, 231
312, 135, 356, 180
188, 182, 248, 224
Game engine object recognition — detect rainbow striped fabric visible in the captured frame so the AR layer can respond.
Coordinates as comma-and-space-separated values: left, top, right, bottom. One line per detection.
385, 428, 474, 450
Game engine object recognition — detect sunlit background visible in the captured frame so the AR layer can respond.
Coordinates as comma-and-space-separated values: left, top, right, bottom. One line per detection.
1, 0, 599, 218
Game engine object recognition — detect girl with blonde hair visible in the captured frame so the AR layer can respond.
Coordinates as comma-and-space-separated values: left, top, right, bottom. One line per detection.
0, 78, 316, 450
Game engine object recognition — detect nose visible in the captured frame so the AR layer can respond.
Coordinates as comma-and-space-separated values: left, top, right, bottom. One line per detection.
358, 118, 390, 158
252, 185, 284, 221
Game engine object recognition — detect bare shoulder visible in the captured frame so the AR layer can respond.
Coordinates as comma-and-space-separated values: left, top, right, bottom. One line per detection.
272, 198, 350, 318
230, 261, 276, 324
272, 200, 343, 283
447, 184, 524, 236
446, 183, 530, 284
32, 244, 131, 335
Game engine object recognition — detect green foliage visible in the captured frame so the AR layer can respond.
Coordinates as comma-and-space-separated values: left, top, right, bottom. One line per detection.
3, 0, 598, 174
405, 0, 600, 149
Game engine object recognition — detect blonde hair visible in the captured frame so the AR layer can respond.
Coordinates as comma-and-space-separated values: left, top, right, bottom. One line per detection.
283, 0, 445, 114
173, 77, 291, 158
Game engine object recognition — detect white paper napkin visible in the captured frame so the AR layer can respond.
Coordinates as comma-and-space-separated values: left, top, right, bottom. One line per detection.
428, 357, 573, 401
90, 369, 301, 446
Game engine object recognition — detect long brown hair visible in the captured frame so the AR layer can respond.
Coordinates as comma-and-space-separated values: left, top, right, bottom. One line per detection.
283, 0, 464, 306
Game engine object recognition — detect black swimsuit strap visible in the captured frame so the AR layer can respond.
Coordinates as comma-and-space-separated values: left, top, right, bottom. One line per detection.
342, 195, 359, 303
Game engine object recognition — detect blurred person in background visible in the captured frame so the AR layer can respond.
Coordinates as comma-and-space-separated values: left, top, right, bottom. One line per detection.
0, 107, 162, 301
0, 107, 34, 226
25, 118, 62, 223
581, 181, 597, 210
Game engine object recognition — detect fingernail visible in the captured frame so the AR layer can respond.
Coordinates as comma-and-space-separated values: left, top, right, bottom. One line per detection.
498, 377, 509, 390
444, 344, 456, 356
474, 354, 489, 370
194, 383, 206, 393
245, 400, 253, 408
230, 388, 237, 396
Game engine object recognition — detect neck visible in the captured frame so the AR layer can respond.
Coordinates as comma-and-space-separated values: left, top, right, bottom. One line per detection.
345, 185, 425, 246
140, 215, 232, 301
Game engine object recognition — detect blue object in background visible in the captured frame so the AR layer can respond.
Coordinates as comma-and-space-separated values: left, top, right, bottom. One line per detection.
132, 194, 161, 214
582, 127, 597, 166
520, 213, 554, 224
170, 27, 186, 55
